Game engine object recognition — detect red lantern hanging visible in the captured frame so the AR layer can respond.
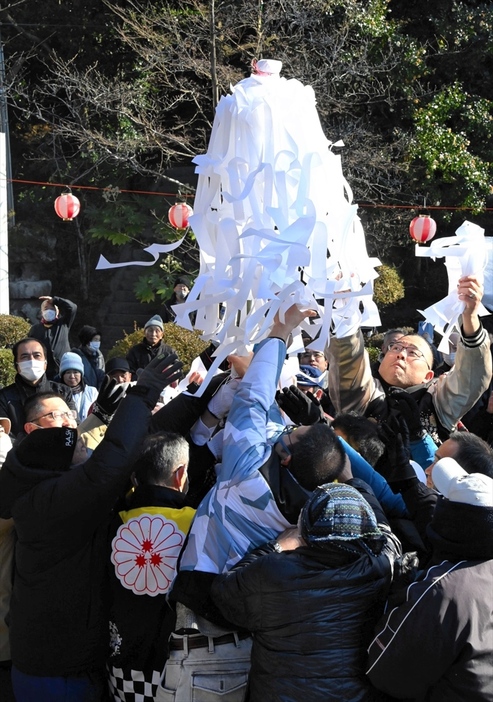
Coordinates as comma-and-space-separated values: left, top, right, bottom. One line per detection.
409, 214, 437, 244
168, 203, 193, 230
54, 193, 81, 221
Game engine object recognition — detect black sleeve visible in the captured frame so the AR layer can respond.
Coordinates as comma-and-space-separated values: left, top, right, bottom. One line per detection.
125, 346, 140, 376
149, 373, 229, 435
399, 481, 438, 558
53, 296, 78, 328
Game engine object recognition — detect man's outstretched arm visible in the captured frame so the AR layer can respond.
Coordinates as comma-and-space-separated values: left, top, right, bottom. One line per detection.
221, 306, 316, 483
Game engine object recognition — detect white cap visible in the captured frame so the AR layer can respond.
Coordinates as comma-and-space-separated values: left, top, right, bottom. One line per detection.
433, 457, 493, 508
0, 417, 11, 434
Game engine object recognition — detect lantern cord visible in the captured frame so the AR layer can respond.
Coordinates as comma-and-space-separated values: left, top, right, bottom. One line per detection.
7, 178, 493, 211
9, 179, 194, 199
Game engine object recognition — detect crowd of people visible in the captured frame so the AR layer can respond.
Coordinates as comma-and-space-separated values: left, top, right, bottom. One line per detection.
0, 272, 492, 702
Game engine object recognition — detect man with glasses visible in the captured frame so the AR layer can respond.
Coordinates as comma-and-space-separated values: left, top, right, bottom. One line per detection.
328, 274, 492, 444
23, 393, 78, 433
0, 338, 77, 440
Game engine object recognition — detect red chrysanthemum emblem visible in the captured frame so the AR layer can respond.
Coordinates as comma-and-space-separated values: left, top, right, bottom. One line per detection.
111, 514, 185, 596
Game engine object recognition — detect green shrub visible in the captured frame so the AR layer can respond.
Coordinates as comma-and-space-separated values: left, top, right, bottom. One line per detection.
0, 314, 31, 348
373, 264, 405, 307
365, 345, 380, 365
108, 323, 208, 373
0, 348, 16, 387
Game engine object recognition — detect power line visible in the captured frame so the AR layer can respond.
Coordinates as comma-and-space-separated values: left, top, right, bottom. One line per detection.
9, 178, 493, 211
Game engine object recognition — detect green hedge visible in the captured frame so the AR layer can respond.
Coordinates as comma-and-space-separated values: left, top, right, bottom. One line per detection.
0, 314, 31, 348
373, 264, 405, 307
0, 348, 16, 387
0, 314, 31, 387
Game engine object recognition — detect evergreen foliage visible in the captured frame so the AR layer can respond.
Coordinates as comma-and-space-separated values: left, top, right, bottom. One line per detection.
0, 315, 31, 386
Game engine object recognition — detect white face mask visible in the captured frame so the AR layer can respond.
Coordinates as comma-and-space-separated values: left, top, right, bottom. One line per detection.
17, 359, 46, 383
88, 341, 101, 351
43, 309, 57, 322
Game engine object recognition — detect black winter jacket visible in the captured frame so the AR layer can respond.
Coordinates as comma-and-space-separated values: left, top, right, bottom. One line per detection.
126, 339, 175, 379
0, 390, 155, 677
367, 498, 493, 701
212, 530, 398, 702
28, 296, 78, 379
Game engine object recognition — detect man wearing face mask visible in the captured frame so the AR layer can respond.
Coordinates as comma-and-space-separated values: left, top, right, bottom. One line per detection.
28, 295, 78, 380
0, 338, 76, 439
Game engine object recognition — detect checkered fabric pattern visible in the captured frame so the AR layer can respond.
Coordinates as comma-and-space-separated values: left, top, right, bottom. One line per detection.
108, 666, 162, 702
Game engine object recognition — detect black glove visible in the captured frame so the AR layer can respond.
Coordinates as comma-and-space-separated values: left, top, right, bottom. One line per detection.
91, 376, 127, 425
129, 353, 183, 408
375, 414, 418, 493
276, 385, 326, 426
387, 388, 425, 441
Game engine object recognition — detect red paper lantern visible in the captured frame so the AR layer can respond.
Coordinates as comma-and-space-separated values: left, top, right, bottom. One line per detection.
409, 214, 437, 244
168, 203, 193, 230
54, 193, 81, 221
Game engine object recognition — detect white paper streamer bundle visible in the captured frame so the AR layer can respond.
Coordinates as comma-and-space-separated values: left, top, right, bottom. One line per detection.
416, 220, 489, 351
173, 60, 381, 377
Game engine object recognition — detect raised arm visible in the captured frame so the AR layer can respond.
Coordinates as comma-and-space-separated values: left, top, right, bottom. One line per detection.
222, 305, 316, 483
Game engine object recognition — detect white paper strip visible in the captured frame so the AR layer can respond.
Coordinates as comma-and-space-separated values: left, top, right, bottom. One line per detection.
95, 237, 186, 270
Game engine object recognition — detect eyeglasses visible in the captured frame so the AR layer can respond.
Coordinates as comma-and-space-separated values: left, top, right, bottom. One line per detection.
277, 425, 297, 456
387, 342, 431, 369
30, 410, 77, 423
300, 351, 325, 359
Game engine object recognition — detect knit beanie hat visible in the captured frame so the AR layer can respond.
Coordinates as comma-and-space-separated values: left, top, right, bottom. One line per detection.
174, 275, 191, 288
60, 352, 85, 377
144, 315, 164, 331
17, 427, 78, 472
300, 483, 382, 547
78, 325, 100, 346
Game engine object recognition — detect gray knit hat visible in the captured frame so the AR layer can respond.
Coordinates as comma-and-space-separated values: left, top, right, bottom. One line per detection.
301, 483, 382, 546
144, 315, 164, 331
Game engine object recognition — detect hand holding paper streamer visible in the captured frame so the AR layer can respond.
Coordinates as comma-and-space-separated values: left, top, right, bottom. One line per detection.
416, 221, 489, 350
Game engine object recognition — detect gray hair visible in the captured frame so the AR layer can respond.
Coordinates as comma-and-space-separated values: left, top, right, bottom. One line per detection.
133, 431, 189, 487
